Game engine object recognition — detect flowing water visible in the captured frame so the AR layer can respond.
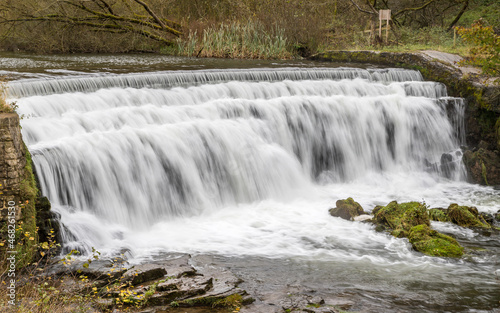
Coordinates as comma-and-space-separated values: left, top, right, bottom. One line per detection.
3, 53, 499, 312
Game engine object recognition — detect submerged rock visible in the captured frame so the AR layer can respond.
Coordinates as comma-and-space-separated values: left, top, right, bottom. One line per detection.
329, 197, 364, 221
447, 203, 491, 228
408, 225, 464, 258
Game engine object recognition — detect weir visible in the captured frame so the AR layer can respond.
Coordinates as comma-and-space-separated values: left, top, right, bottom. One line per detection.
12, 67, 468, 255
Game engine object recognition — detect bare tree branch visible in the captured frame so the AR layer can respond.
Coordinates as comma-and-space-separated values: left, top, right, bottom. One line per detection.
348, 0, 376, 15
393, 0, 437, 18
0, 0, 182, 46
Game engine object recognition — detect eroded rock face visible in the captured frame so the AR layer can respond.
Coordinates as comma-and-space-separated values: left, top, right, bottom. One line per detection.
463, 148, 500, 186
329, 198, 365, 221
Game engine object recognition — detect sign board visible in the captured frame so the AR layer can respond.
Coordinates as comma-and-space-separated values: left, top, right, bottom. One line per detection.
379, 10, 391, 43
379, 10, 391, 21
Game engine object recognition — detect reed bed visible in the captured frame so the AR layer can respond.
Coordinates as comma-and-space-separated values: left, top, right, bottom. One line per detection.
168, 21, 293, 59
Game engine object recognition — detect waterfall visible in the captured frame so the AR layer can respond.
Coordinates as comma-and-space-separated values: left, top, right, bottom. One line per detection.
14, 67, 468, 256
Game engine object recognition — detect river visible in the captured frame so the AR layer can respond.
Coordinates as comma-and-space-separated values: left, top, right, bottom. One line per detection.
2, 52, 499, 312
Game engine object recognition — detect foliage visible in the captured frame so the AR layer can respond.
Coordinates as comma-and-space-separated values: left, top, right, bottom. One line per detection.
0, 0, 493, 56
456, 20, 500, 76
170, 21, 292, 59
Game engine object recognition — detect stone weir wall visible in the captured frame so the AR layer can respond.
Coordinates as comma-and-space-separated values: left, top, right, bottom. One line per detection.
311, 51, 500, 186
0, 113, 26, 211
0, 112, 59, 269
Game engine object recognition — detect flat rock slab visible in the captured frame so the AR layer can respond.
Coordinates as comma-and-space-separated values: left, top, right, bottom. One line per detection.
122, 263, 167, 285
420, 50, 481, 75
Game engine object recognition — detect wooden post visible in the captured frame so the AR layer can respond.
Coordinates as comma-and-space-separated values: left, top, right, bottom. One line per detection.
379, 16, 382, 38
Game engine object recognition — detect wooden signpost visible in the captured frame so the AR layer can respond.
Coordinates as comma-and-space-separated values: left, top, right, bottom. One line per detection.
379, 9, 391, 43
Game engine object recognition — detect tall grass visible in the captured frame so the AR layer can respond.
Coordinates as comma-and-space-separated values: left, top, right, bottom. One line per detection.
168, 21, 293, 59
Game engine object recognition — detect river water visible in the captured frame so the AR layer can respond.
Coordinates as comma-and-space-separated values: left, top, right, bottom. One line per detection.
2, 52, 499, 312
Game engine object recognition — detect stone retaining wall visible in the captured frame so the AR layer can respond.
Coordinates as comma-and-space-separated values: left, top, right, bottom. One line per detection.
0, 113, 26, 221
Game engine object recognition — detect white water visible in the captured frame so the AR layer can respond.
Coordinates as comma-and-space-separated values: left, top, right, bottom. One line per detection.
12, 68, 499, 266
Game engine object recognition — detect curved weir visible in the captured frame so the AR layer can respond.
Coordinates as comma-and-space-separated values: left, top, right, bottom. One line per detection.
10, 65, 500, 312
7, 67, 423, 98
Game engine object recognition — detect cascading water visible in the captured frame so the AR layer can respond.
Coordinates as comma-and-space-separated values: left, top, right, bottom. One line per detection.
6, 62, 500, 312
14, 69, 466, 233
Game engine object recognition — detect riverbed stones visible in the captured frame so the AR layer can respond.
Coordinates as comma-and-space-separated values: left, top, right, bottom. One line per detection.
329, 197, 365, 221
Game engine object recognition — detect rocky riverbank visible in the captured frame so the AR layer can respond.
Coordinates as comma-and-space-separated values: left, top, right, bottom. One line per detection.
11, 252, 355, 313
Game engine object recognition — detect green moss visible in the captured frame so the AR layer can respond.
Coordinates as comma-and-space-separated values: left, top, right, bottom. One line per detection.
408, 225, 464, 257
428, 208, 450, 222
337, 197, 364, 216
178, 293, 243, 308
16, 145, 39, 268
481, 161, 489, 185
374, 201, 429, 235
448, 204, 491, 229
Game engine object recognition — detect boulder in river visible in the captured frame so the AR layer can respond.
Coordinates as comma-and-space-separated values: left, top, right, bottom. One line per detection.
329, 197, 365, 221
373, 201, 429, 238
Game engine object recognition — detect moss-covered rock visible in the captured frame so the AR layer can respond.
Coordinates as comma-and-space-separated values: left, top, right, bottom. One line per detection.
371, 201, 465, 257
463, 148, 500, 186
447, 203, 491, 228
408, 225, 464, 258
373, 201, 429, 237
428, 208, 450, 222
329, 197, 364, 221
